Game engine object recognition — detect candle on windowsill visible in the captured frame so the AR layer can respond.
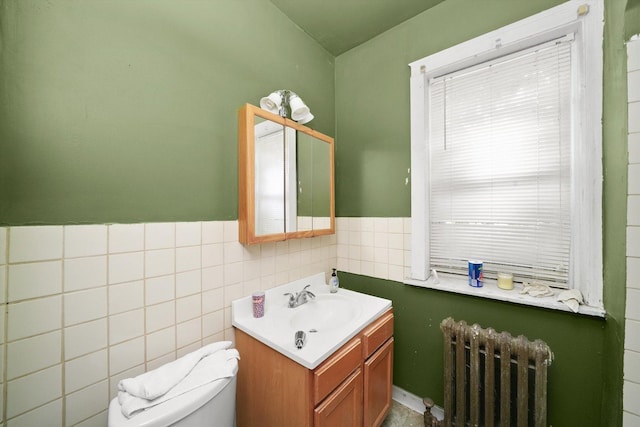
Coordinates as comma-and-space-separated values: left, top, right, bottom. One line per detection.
497, 272, 514, 290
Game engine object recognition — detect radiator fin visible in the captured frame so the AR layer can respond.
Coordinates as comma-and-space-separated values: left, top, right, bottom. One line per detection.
426, 317, 553, 427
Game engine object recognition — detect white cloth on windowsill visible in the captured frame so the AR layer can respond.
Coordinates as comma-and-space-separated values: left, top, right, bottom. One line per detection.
520, 282, 554, 297
557, 288, 584, 313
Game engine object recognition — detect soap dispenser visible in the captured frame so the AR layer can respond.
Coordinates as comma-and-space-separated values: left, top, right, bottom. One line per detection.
329, 268, 339, 293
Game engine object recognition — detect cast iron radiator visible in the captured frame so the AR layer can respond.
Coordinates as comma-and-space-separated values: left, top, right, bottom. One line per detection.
424, 317, 553, 427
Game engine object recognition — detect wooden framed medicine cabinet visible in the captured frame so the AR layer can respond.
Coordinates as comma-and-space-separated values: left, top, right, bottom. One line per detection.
238, 103, 335, 245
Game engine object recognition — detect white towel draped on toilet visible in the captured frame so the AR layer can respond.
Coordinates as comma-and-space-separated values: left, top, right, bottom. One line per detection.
117, 342, 240, 418
118, 341, 232, 400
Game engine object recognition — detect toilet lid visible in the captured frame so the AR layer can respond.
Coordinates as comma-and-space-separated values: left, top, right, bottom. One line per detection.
108, 364, 237, 427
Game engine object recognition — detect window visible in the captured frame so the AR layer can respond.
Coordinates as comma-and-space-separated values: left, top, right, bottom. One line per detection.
406, 0, 604, 315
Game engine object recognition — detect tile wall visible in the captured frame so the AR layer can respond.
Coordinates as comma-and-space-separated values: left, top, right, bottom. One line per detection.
2, 180, 633, 425
625, 36, 640, 426
335, 217, 412, 283
0, 221, 336, 426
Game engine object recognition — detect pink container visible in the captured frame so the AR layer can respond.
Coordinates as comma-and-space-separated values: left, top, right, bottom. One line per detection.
252, 291, 265, 318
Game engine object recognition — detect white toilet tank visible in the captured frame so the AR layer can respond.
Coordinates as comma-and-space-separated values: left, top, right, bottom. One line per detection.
108, 360, 238, 427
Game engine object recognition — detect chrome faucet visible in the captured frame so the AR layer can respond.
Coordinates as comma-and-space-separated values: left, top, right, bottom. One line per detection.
284, 285, 316, 308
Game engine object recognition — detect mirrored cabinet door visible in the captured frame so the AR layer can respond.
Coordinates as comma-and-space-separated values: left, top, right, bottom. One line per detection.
311, 134, 332, 232
253, 116, 290, 236
296, 131, 314, 233
238, 103, 335, 245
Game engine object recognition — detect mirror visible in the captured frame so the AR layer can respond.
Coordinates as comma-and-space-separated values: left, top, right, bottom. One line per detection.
238, 104, 335, 244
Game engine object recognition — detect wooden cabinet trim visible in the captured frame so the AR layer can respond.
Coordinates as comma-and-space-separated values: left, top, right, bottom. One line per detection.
238, 103, 335, 245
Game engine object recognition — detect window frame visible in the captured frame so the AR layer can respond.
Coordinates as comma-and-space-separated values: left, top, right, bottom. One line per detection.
406, 0, 604, 316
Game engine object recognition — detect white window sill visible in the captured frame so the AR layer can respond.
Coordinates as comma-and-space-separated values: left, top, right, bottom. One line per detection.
404, 273, 605, 318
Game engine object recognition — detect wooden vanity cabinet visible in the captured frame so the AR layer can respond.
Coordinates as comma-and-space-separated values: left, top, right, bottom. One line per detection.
235, 308, 394, 427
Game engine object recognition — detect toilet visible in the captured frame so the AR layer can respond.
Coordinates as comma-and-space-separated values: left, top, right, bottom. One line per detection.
108, 359, 238, 427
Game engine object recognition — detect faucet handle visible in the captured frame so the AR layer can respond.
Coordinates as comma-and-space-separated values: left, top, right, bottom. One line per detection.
302, 284, 315, 297
284, 292, 295, 307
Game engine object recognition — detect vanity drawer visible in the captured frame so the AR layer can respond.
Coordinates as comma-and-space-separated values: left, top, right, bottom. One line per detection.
313, 337, 362, 405
362, 309, 394, 359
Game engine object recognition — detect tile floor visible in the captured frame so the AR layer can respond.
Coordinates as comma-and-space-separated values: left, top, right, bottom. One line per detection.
381, 400, 424, 426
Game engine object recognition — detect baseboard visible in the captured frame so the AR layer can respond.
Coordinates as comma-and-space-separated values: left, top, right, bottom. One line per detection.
391, 385, 444, 420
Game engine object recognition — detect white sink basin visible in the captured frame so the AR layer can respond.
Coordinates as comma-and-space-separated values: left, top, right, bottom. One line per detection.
289, 293, 363, 332
231, 273, 391, 369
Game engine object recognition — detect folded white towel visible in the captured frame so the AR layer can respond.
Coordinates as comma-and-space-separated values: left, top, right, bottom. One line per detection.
118, 347, 240, 418
557, 289, 584, 313
118, 341, 232, 400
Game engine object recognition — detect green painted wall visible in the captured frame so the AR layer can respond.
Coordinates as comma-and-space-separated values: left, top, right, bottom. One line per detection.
334, 0, 629, 425
626, 0, 640, 39
1, 0, 633, 424
342, 273, 606, 426
0, 0, 335, 226
601, 0, 628, 424
335, 0, 565, 218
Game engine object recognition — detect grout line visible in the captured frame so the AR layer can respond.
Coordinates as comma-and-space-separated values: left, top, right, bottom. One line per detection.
106, 224, 113, 405
172, 223, 178, 362
60, 226, 66, 425
2, 229, 8, 425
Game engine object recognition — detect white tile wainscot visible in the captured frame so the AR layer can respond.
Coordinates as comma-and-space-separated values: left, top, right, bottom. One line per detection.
0, 221, 336, 426
625, 35, 640, 426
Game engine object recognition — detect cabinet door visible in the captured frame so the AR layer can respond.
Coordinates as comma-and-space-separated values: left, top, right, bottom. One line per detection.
235, 329, 313, 427
363, 338, 394, 427
314, 368, 363, 427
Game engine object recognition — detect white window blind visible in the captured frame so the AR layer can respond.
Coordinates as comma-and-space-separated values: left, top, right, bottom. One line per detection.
428, 36, 573, 287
